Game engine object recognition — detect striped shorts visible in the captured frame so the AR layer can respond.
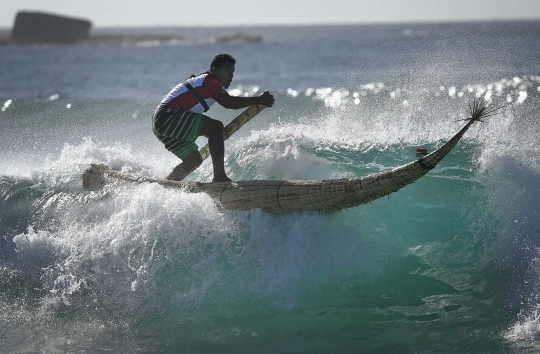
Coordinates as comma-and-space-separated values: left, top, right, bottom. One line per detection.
152, 106, 205, 159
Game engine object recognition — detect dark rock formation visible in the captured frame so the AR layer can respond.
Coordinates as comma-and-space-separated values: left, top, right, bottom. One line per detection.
11, 11, 92, 44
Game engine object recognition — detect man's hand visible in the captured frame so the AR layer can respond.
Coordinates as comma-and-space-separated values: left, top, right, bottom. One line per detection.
219, 90, 275, 110
259, 91, 275, 108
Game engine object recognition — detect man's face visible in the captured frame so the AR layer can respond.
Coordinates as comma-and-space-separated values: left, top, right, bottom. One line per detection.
213, 63, 235, 89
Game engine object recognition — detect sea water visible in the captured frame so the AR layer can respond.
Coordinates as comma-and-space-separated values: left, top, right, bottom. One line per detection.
1, 22, 540, 353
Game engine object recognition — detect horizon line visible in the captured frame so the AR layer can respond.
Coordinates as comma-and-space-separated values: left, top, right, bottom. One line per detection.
1, 17, 540, 31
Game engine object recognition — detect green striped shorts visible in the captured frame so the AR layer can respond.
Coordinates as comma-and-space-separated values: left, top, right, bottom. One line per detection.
152, 106, 205, 159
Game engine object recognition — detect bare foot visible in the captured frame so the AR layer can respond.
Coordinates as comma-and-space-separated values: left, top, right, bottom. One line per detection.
212, 176, 232, 183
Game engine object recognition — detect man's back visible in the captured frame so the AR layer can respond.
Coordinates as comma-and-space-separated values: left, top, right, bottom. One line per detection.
160, 72, 229, 113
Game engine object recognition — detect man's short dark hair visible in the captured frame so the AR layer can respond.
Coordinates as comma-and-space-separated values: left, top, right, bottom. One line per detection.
210, 54, 236, 69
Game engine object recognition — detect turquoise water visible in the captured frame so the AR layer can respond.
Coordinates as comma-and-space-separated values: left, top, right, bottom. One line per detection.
1, 22, 540, 353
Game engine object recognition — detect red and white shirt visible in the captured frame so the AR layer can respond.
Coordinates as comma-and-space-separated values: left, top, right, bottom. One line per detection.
160, 72, 230, 113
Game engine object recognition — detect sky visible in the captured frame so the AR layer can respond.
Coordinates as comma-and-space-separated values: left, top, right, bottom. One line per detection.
2, 0, 540, 28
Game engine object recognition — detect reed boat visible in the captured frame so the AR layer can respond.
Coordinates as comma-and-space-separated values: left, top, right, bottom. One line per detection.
83, 100, 499, 214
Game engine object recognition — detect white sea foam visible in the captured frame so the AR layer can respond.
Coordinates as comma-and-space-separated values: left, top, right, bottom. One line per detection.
11, 177, 377, 314
508, 311, 540, 340
13, 181, 225, 309
9, 137, 378, 313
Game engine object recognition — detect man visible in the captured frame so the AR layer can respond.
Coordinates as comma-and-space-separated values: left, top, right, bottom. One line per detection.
152, 54, 274, 182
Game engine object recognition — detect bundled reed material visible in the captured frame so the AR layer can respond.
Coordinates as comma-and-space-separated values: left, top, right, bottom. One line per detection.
83, 100, 500, 213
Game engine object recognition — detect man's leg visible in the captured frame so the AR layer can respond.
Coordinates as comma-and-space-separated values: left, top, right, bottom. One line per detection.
167, 116, 231, 182
199, 117, 231, 183
167, 150, 203, 181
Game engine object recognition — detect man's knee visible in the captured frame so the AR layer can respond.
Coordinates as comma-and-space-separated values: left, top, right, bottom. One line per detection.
201, 117, 224, 137
211, 120, 224, 135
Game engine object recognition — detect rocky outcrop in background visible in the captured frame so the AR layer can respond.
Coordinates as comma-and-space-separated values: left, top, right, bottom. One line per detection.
11, 11, 92, 44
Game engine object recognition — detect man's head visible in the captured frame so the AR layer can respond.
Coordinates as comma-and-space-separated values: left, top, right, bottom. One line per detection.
210, 54, 236, 89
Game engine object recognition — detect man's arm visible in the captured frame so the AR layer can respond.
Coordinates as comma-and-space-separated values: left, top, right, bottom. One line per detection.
219, 91, 274, 110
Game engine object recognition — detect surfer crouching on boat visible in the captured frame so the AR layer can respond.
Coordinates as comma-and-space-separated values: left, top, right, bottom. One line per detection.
153, 53, 274, 182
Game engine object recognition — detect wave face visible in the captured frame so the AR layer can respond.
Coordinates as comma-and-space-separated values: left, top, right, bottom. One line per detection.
1, 22, 540, 353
